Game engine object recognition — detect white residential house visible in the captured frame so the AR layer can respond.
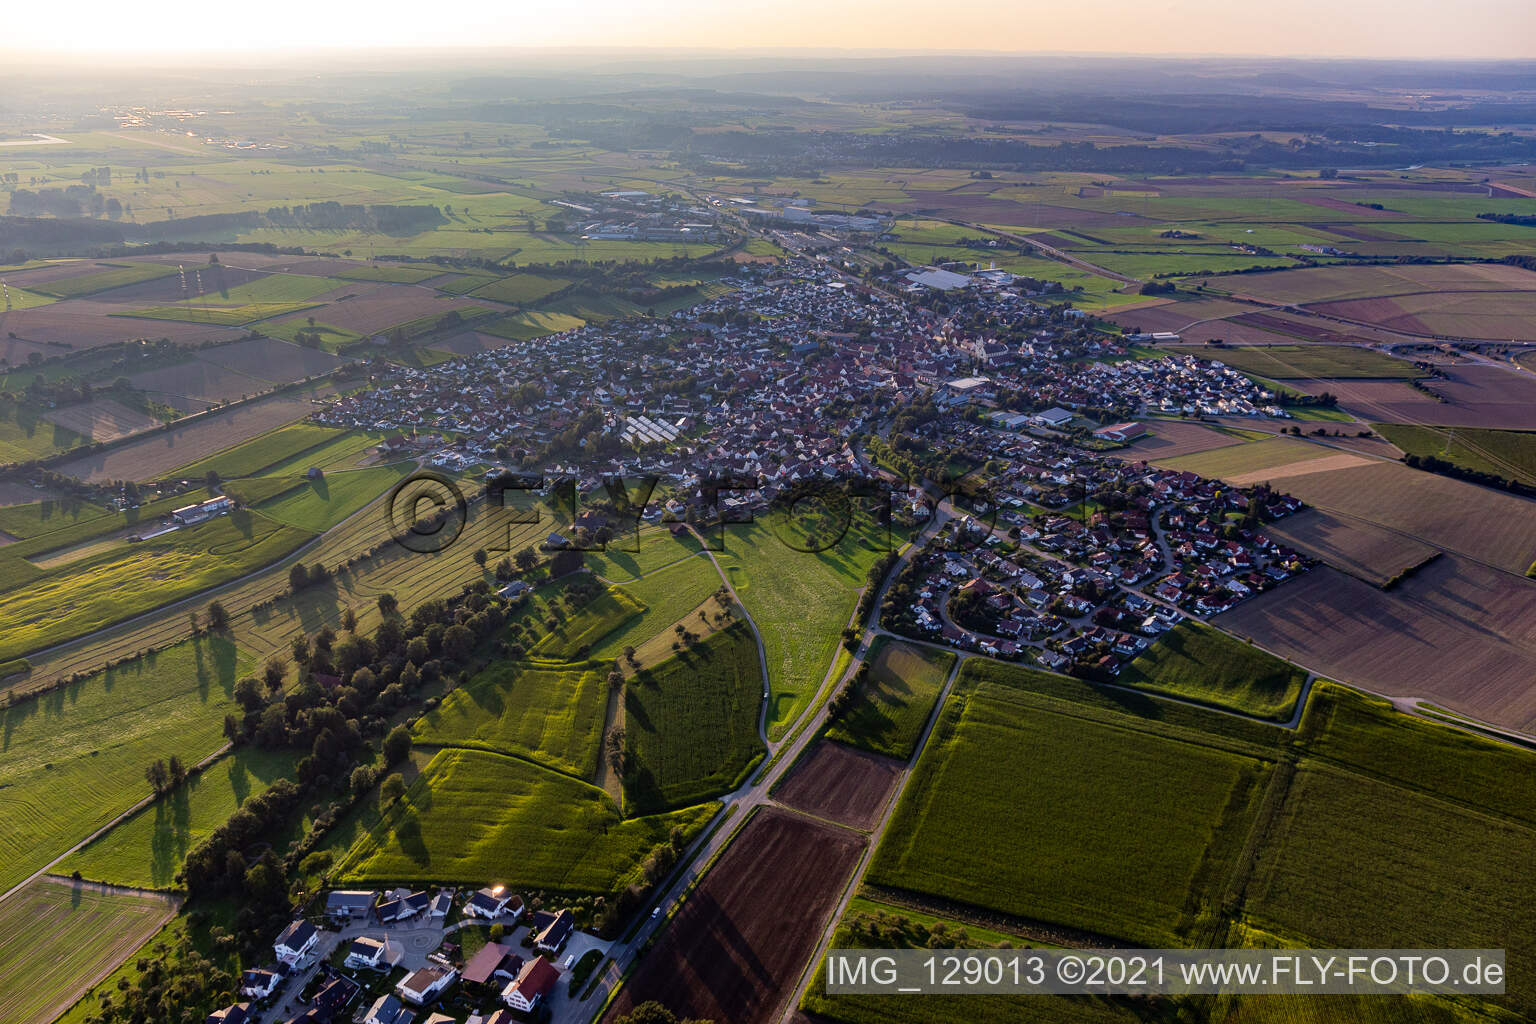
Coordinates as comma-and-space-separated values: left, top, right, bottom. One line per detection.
464, 887, 523, 921
502, 957, 559, 1013
238, 968, 280, 999
273, 921, 317, 967
344, 936, 388, 971
396, 966, 457, 1006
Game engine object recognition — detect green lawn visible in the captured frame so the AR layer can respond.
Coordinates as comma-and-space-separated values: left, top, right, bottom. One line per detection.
413, 661, 608, 778
254, 464, 416, 533
715, 515, 897, 740
30, 261, 179, 298
331, 747, 715, 898
1375, 422, 1536, 486
1116, 622, 1308, 721
623, 623, 766, 813
60, 747, 300, 889
866, 660, 1270, 947
0, 636, 246, 895
0, 877, 179, 1024
825, 638, 955, 759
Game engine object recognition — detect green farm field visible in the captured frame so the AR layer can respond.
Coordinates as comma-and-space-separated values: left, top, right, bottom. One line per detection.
527, 586, 645, 662
866, 660, 1273, 947
715, 515, 899, 740
0, 877, 179, 1024
801, 905, 1138, 1024
61, 747, 300, 890
1240, 684, 1536, 1021
331, 747, 715, 898
1170, 343, 1421, 380
0, 397, 88, 463
413, 660, 608, 778
467, 272, 571, 304
0, 508, 311, 664
117, 301, 324, 327
333, 264, 445, 284
166, 422, 350, 480
1374, 423, 1536, 486
0, 636, 246, 895
1116, 622, 1308, 722
825, 637, 956, 759
623, 623, 766, 813
253, 464, 416, 533
30, 261, 179, 298
0, 496, 108, 539
1153, 435, 1339, 478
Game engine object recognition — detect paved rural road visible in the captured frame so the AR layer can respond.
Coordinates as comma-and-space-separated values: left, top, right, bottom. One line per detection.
582, 501, 953, 1020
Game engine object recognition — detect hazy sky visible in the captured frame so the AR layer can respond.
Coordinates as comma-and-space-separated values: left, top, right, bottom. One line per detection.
8, 0, 1536, 60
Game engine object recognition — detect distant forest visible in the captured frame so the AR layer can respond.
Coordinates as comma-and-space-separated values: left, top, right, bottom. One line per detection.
0, 198, 446, 249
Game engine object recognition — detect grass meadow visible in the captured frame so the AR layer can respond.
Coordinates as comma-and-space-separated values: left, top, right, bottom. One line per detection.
413, 661, 608, 778
622, 623, 766, 813
331, 747, 715, 898
824, 638, 955, 759
60, 747, 300, 889
714, 514, 898, 740
527, 586, 645, 662
1116, 622, 1308, 721
0, 636, 246, 895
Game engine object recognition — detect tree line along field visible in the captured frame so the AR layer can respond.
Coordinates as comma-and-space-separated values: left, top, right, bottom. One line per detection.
824, 637, 956, 760
1373, 422, 1536, 486
1116, 621, 1308, 722
327, 746, 715, 899
0, 635, 246, 897
0, 877, 180, 1024
60, 747, 300, 891
622, 622, 766, 814
849, 656, 1536, 1023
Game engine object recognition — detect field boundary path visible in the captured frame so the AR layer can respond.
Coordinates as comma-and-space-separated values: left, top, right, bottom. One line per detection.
583, 506, 951, 1019
0, 741, 231, 906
